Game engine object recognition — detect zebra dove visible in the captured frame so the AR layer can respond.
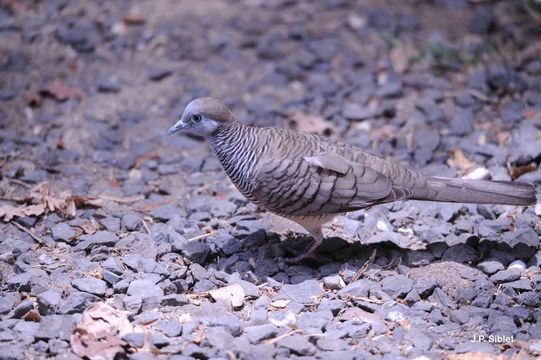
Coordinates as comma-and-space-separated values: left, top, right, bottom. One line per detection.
168, 97, 537, 262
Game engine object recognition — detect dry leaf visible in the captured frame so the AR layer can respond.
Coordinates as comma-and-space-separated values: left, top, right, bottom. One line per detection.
23, 309, 41, 322
42, 80, 85, 101
447, 149, 476, 172
71, 302, 146, 360
510, 163, 537, 180
80, 219, 101, 235
0, 181, 144, 222
287, 112, 335, 136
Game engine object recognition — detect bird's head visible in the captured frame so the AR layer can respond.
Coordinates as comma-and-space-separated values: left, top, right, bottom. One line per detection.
168, 97, 234, 137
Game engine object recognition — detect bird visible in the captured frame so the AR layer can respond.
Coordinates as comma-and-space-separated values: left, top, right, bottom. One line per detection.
168, 97, 537, 262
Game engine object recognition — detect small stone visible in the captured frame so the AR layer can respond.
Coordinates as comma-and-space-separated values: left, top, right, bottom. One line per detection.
0, 293, 18, 314
149, 205, 178, 222
97, 75, 120, 93
501, 102, 524, 124
278, 279, 323, 304
323, 275, 345, 290
477, 260, 504, 275
342, 102, 374, 120
243, 324, 278, 343
127, 280, 164, 300
205, 326, 234, 349
516, 291, 541, 307
72, 277, 107, 296
381, 275, 413, 298
160, 294, 189, 306
413, 278, 439, 298
277, 334, 317, 356
37, 290, 62, 315
179, 241, 210, 265
7, 272, 32, 292
102, 257, 125, 275
316, 337, 349, 351
51, 223, 75, 242
442, 244, 476, 263
490, 268, 521, 284
507, 260, 527, 271
337, 279, 378, 297
101, 270, 122, 285
449, 109, 474, 135
209, 284, 245, 309
0, 345, 24, 360
148, 68, 172, 81
75, 231, 119, 251
404, 251, 434, 267
122, 332, 145, 348
235, 279, 261, 298
122, 213, 143, 231
504, 279, 532, 291
35, 315, 76, 341
10, 300, 34, 319
58, 292, 100, 314
153, 319, 182, 337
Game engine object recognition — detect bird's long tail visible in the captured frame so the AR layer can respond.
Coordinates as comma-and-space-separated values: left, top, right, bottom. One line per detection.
415, 176, 537, 206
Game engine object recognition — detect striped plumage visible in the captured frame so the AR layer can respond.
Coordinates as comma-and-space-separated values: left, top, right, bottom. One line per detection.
169, 97, 537, 262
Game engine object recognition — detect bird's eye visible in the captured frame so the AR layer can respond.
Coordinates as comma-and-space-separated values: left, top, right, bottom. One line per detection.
191, 114, 202, 123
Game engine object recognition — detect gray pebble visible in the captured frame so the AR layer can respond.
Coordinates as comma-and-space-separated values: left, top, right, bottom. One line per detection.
51, 223, 76, 242
122, 213, 143, 231
490, 268, 521, 284
122, 332, 145, 348
277, 334, 317, 356
243, 324, 278, 343
72, 277, 107, 296
37, 290, 62, 315
477, 260, 504, 275
381, 275, 413, 298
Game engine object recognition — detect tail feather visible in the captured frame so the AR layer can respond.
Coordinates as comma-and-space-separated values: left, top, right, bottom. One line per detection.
417, 176, 537, 206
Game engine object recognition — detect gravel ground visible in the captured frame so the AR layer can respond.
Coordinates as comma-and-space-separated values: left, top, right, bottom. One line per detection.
1, 0, 541, 359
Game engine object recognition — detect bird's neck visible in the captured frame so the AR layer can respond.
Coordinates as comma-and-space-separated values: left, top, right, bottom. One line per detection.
209, 123, 261, 196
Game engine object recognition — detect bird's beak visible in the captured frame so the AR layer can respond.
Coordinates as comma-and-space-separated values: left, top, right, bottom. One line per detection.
167, 118, 187, 135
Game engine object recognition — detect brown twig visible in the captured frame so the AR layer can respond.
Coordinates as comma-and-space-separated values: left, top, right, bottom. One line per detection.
352, 248, 377, 282
11, 221, 47, 245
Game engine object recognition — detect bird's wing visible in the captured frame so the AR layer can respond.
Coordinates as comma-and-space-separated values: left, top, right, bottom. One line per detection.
252, 152, 396, 216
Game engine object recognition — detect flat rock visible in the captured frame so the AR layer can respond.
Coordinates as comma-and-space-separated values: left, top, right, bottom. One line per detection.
35, 315, 76, 341
278, 279, 323, 304
51, 223, 76, 242
243, 324, 278, 343
58, 292, 100, 314
490, 268, 521, 284
127, 279, 164, 300
72, 277, 107, 296
37, 290, 62, 315
278, 334, 317, 356
477, 260, 504, 275
0, 345, 24, 360
381, 275, 413, 298
75, 231, 119, 251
